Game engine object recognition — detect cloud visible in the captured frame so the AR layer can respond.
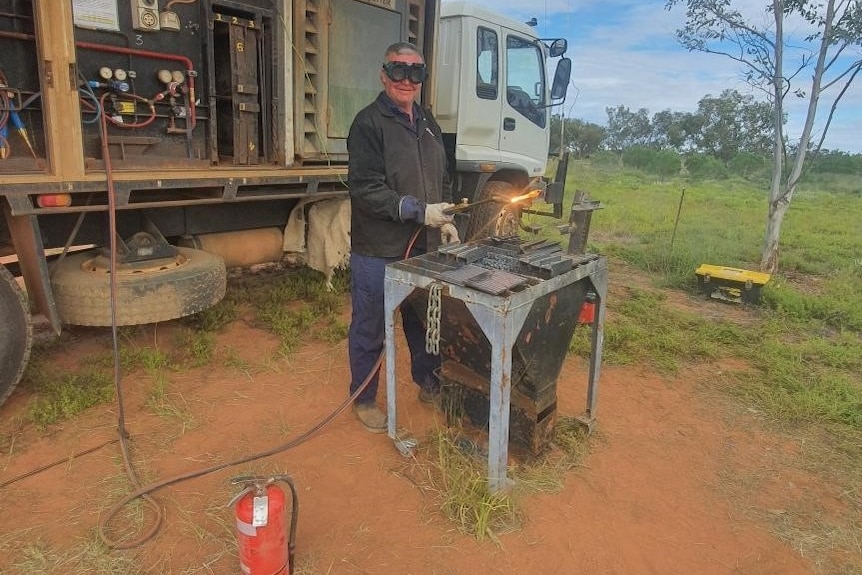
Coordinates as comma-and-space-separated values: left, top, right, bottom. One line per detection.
442, 0, 862, 152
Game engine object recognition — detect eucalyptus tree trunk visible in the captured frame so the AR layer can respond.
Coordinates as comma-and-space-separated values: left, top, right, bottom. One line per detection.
761, 0, 786, 274
761, 0, 835, 273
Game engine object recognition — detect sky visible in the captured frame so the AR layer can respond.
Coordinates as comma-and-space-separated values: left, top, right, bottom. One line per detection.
442, 0, 862, 153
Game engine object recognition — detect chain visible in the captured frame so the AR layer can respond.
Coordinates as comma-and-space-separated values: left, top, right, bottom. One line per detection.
425, 283, 442, 355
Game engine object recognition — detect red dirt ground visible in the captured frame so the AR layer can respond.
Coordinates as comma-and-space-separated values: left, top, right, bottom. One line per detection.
0, 281, 837, 574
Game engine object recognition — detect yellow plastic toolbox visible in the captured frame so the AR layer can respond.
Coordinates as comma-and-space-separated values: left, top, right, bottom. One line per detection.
695, 264, 771, 304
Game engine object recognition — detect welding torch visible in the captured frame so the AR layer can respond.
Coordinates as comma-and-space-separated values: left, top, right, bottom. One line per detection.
0, 103, 37, 159
0, 70, 36, 159
442, 188, 543, 214
8, 107, 36, 158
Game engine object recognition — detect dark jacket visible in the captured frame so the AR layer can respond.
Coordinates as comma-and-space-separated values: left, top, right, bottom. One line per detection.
347, 92, 452, 258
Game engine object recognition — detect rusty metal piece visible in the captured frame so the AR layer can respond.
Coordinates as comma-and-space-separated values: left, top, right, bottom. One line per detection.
566, 190, 603, 255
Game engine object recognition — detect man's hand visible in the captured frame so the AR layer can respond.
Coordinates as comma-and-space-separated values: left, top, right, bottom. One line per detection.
424, 202, 455, 228
440, 223, 460, 245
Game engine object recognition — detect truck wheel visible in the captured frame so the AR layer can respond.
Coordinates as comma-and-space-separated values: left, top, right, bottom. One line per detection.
0, 265, 32, 406
465, 181, 521, 241
51, 247, 226, 326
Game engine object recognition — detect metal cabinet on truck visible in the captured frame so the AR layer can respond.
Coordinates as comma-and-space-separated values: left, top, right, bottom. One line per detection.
0, 0, 437, 405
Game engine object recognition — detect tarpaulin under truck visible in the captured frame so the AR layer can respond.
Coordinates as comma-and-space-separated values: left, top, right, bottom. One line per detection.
0, 0, 571, 406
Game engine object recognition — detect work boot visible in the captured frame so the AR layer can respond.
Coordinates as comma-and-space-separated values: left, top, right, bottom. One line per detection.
352, 402, 387, 434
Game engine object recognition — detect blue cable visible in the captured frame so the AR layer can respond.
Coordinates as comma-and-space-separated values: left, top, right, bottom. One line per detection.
79, 86, 102, 124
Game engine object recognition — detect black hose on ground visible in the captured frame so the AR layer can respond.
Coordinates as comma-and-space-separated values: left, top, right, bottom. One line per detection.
97, 212, 423, 548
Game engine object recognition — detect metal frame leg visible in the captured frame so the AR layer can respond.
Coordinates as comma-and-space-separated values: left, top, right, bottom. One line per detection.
383, 280, 414, 439
465, 302, 531, 493
579, 266, 608, 431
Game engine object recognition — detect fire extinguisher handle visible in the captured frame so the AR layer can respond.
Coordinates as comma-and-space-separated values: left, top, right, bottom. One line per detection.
225, 484, 256, 508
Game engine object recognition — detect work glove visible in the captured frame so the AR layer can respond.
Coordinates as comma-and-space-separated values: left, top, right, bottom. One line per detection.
440, 223, 460, 245
424, 202, 455, 228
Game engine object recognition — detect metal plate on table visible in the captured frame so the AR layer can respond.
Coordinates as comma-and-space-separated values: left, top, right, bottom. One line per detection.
438, 265, 529, 295
467, 269, 530, 295
438, 264, 489, 286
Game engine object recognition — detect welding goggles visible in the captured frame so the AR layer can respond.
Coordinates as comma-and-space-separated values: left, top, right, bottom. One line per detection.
382, 61, 427, 84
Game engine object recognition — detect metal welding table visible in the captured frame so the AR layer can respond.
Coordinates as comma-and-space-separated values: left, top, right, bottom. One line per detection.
383, 243, 608, 492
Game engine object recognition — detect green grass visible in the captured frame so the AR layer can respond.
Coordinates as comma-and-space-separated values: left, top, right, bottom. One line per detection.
182, 298, 239, 332
222, 266, 350, 354
404, 420, 594, 541
734, 320, 862, 428
176, 329, 216, 368
569, 287, 752, 373
412, 430, 521, 540
16, 265, 350, 432
562, 161, 862, 301
563, 160, 862, 405
23, 357, 115, 429
560, 160, 862, 575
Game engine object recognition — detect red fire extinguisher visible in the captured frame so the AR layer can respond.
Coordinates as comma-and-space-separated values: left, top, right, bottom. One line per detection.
578, 291, 597, 325
229, 475, 299, 575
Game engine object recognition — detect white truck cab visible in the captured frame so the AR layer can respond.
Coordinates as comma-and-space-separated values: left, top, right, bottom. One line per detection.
434, 1, 571, 237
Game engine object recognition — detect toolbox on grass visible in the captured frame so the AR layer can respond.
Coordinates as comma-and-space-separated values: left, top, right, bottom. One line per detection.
695, 264, 771, 304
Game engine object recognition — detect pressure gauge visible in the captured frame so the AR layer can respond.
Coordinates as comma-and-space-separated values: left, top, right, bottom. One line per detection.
157, 69, 173, 84
171, 70, 185, 84
113, 68, 128, 82
98, 66, 113, 80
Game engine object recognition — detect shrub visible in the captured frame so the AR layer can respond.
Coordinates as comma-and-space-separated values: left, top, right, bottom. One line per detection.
590, 150, 622, 168
684, 153, 728, 180
648, 150, 681, 181
728, 152, 768, 179
622, 146, 654, 171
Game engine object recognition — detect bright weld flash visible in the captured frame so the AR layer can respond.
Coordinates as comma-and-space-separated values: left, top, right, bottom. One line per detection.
510, 189, 542, 203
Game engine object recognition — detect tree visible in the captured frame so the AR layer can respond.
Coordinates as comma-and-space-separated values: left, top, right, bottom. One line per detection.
605, 105, 652, 151
571, 120, 607, 158
693, 89, 774, 163
622, 147, 682, 180
550, 116, 606, 158
666, 0, 862, 272
651, 109, 698, 150
807, 149, 862, 174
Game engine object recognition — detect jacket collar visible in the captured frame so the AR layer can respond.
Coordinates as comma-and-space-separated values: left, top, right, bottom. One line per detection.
375, 92, 423, 126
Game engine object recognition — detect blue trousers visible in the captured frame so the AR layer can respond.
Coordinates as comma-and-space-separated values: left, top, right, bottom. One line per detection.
348, 252, 440, 404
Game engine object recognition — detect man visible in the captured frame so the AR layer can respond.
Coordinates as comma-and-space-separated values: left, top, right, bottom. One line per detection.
346, 42, 459, 433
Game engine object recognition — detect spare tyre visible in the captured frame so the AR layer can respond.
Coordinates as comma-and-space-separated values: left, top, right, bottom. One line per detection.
51, 246, 226, 326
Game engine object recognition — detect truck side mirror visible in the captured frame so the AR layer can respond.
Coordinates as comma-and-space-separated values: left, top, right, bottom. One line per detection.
548, 39, 568, 58
550, 57, 571, 101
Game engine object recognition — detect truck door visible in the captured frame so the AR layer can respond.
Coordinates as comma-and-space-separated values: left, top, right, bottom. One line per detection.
498, 31, 548, 178
214, 13, 263, 165
453, 24, 503, 164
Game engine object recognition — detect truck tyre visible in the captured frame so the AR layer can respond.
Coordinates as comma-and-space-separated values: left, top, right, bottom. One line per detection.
51, 247, 226, 326
0, 265, 32, 407
465, 181, 520, 241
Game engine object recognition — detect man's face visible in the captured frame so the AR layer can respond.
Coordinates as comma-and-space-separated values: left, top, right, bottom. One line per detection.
381, 52, 424, 112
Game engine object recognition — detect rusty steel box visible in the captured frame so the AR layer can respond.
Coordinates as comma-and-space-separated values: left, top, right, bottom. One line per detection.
385, 236, 607, 486
438, 277, 589, 454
